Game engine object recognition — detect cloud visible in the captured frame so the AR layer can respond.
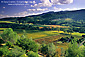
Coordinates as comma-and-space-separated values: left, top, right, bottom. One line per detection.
3, 7, 5, 9
33, 1, 36, 4
0, 14, 19, 18
52, 7, 83, 12
27, 8, 48, 12
31, 0, 73, 7
51, 0, 73, 5
31, 0, 52, 7
29, 1, 36, 4
53, 7, 62, 11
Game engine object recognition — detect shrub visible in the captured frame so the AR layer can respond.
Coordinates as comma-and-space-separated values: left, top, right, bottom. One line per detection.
27, 51, 39, 57
65, 38, 84, 57
1, 28, 19, 44
16, 37, 39, 53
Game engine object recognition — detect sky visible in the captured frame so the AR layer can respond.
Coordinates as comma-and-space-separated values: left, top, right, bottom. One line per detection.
0, 0, 85, 18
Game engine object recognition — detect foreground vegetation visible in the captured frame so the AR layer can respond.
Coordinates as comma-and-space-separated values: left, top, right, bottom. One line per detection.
0, 28, 85, 57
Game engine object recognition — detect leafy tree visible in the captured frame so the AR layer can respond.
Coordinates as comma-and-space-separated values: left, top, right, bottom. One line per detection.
47, 43, 56, 57
10, 46, 25, 57
61, 47, 65, 57
16, 37, 39, 53
82, 47, 85, 56
0, 46, 25, 57
1, 28, 19, 44
27, 51, 39, 57
41, 43, 56, 57
65, 38, 83, 57
41, 43, 48, 54
0, 46, 11, 57
6, 41, 14, 48
0, 39, 4, 45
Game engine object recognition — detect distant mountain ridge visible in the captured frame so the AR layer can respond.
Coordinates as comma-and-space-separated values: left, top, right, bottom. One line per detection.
0, 9, 85, 22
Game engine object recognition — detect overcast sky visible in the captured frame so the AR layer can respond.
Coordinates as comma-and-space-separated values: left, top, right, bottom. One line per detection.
0, 0, 85, 18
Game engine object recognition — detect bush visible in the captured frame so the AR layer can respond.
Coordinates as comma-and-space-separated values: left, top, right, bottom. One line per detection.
16, 37, 39, 53
6, 41, 14, 48
0, 46, 11, 57
27, 51, 39, 57
1, 28, 19, 44
10, 46, 25, 57
41, 43, 56, 57
65, 38, 84, 57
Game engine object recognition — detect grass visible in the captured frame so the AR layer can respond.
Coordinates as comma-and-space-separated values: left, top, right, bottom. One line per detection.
72, 32, 85, 36
0, 28, 7, 30
0, 28, 7, 34
0, 28, 83, 39
0, 21, 15, 23
17, 30, 60, 39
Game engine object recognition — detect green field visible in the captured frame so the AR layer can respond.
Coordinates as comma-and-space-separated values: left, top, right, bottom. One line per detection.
0, 21, 15, 23
0, 28, 84, 39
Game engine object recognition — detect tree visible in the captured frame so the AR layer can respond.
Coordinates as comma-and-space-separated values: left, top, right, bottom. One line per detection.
6, 41, 14, 48
65, 38, 83, 57
41, 43, 56, 57
41, 43, 48, 54
16, 37, 39, 53
0, 46, 25, 57
10, 46, 25, 57
47, 43, 56, 57
27, 51, 39, 57
1, 28, 19, 44
0, 46, 11, 57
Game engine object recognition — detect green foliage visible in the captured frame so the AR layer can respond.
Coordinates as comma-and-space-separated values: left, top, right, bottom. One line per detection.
6, 41, 14, 48
0, 46, 11, 57
65, 38, 84, 57
9, 46, 25, 57
61, 47, 65, 57
1, 28, 19, 44
41, 43, 56, 57
0, 46, 25, 57
27, 51, 39, 57
41, 43, 48, 54
0, 39, 4, 44
82, 47, 85, 56
20, 54, 28, 57
47, 43, 56, 57
16, 37, 39, 52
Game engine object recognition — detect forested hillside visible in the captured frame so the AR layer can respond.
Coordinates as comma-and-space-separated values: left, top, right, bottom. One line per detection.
0, 9, 85, 23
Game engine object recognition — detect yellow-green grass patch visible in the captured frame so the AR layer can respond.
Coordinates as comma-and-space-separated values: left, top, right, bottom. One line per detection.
72, 32, 85, 36
18, 30, 60, 39
0, 21, 15, 23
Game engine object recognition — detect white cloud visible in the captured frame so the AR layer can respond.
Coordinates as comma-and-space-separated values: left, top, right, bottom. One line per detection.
53, 7, 62, 11
3, 7, 5, 9
33, 1, 36, 4
29, 1, 33, 3
31, 0, 73, 7
27, 8, 48, 12
14, 11, 28, 17
29, 1, 36, 4
62, 8, 79, 11
25, 1, 29, 4
52, 7, 84, 12
31, 0, 52, 7
51, 0, 73, 5
59, 0, 73, 4
0, 14, 19, 18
